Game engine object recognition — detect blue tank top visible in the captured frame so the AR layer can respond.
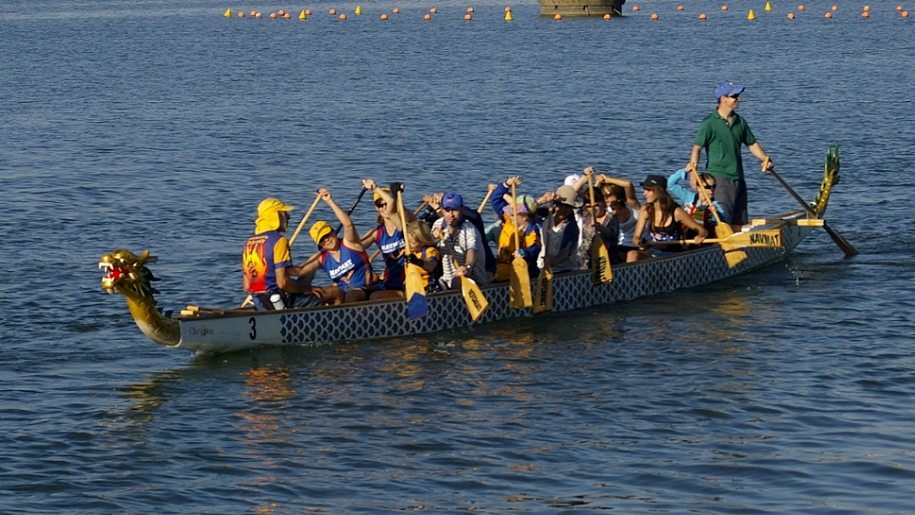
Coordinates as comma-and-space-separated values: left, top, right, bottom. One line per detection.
319, 243, 377, 292
375, 223, 406, 290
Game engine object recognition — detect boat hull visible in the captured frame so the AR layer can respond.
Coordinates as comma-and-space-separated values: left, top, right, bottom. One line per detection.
173, 219, 812, 354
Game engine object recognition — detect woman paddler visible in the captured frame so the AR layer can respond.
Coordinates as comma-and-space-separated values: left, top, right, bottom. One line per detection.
300, 188, 379, 303
627, 175, 708, 262
404, 220, 442, 294
491, 176, 541, 281
359, 179, 414, 300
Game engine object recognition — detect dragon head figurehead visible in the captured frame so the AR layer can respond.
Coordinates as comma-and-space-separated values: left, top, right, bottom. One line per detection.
809, 145, 840, 218
99, 249, 180, 346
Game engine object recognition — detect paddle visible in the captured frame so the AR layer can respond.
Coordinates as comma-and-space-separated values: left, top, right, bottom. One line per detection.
647, 227, 784, 252
588, 173, 613, 285
532, 209, 553, 314
763, 158, 858, 257
687, 165, 747, 268
477, 188, 496, 214
509, 182, 533, 309
441, 240, 489, 322
396, 189, 430, 320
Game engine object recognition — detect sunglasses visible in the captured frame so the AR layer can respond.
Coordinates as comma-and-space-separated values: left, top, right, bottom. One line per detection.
727, 94, 740, 99
374, 201, 386, 208
704, 184, 715, 190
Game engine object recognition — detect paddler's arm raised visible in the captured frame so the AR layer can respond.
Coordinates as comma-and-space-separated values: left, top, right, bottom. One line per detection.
596, 173, 640, 210
319, 188, 364, 251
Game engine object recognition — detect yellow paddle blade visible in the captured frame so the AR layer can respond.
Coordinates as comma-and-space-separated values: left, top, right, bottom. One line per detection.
460, 276, 489, 322
723, 249, 748, 268
510, 258, 532, 309
590, 236, 613, 285
714, 222, 735, 239
532, 268, 553, 314
404, 263, 425, 302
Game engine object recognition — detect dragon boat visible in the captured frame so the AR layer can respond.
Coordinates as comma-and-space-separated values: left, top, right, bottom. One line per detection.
100, 149, 846, 355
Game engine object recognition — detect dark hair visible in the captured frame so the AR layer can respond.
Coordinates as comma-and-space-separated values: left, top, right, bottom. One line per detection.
586, 188, 605, 206
645, 186, 676, 230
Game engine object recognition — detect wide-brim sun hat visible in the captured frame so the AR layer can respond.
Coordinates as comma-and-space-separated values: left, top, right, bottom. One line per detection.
554, 186, 584, 208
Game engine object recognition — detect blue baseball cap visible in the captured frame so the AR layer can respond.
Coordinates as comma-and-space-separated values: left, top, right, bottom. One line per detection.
441, 191, 463, 210
715, 81, 745, 100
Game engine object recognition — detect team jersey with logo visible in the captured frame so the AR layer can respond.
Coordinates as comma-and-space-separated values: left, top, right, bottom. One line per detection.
243, 231, 292, 294
319, 243, 378, 292
375, 224, 406, 290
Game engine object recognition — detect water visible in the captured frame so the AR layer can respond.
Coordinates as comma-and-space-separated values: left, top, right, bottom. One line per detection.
2, 0, 914, 512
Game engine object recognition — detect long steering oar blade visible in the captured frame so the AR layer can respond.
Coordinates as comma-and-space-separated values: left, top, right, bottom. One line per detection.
588, 173, 612, 284
764, 160, 858, 257
396, 190, 429, 320
687, 165, 746, 267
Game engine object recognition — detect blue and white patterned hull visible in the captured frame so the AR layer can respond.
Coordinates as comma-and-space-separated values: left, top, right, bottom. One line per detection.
174, 220, 813, 354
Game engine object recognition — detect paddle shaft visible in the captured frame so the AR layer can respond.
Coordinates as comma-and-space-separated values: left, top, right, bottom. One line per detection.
687, 165, 725, 227
511, 183, 520, 251
288, 195, 324, 247
477, 188, 495, 214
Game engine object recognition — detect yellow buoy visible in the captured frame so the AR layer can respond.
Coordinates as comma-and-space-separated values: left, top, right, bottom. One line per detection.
355, 6, 362, 15
224, 8, 231, 17
699, 13, 707, 19
299, 10, 306, 19
765, 2, 772, 11
505, 10, 513, 20
748, 9, 756, 19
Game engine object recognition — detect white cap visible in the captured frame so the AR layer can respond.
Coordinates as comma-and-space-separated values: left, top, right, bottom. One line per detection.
563, 174, 581, 187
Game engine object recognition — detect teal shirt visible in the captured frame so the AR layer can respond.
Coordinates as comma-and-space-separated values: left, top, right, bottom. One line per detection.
694, 110, 757, 181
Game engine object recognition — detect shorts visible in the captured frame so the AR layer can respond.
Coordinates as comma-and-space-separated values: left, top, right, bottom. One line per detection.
712, 177, 748, 226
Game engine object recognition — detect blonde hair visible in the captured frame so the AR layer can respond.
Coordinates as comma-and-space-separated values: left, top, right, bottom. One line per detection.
406, 220, 438, 246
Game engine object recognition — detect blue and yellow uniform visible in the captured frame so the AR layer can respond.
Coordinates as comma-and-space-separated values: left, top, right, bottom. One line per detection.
319, 243, 378, 292
376, 224, 406, 290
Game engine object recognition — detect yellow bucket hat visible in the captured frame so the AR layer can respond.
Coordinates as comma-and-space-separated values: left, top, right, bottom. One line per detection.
309, 220, 333, 245
254, 197, 294, 234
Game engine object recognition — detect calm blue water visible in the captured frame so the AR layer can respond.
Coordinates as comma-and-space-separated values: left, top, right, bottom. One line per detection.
2, 0, 914, 513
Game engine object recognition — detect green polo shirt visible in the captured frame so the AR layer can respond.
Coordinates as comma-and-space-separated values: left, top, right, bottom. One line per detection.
694, 110, 757, 181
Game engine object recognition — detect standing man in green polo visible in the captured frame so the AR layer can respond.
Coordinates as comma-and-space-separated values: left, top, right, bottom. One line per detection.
688, 81, 774, 228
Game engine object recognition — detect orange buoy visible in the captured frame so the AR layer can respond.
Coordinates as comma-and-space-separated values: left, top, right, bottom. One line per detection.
897, 6, 903, 11
787, 11, 795, 18
721, 5, 728, 11
604, 13, 611, 19
305, 10, 312, 15
329, 9, 336, 15
467, 7, 474, 12
505, 6, 512, 12
831, 5, 838, 11
904, 10, 910, 16
699, 13, 707, 19
278, 9, 285, 16
554, 13, 562, 19
632, 5, 639, 11
863, 5, 870, 11
825, 11, 832, 17
651, 12, 659, 19
270, 12, 277, 18
381, 13, 388, 19
249, 10, 256, 16
862, 11, 869, 17
392, 8, 400, 13
256, 12, 262, 18
238, 11, 245, 17
430, 7, 437, 13
464, 13, 472, 19
339, 13, 347, 20
424, 13, 431, 19
798, 5, 805, 10
678, 5, 684, 11
284, 13, 291, 19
